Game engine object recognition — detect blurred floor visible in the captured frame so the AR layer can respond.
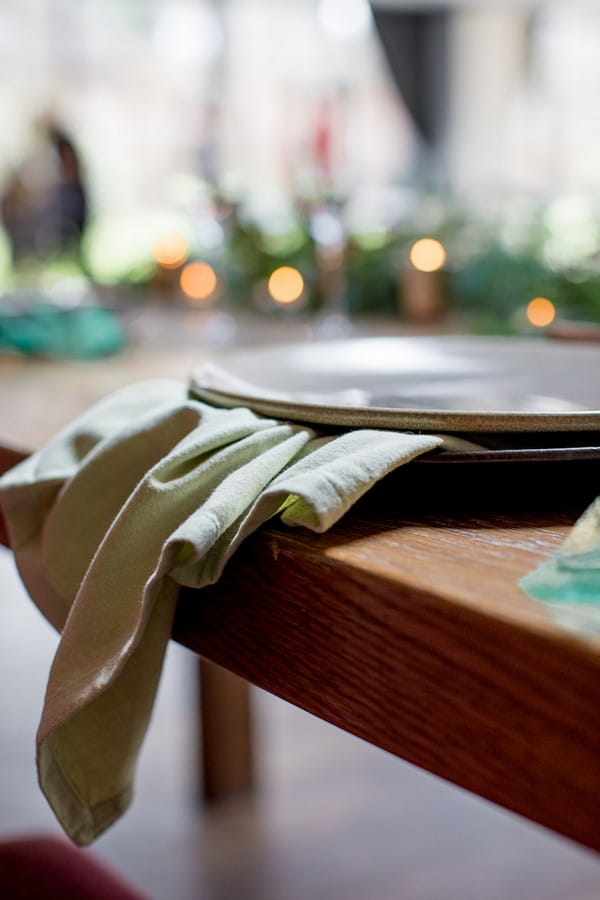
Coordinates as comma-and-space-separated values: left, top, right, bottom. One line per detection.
1, 546, 600, 900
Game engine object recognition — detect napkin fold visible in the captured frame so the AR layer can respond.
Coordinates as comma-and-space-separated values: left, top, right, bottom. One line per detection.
0, 379, 443, 845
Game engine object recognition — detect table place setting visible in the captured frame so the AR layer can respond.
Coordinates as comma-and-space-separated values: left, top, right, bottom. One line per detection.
192, 335, 600, 630
0, 334, 598, 846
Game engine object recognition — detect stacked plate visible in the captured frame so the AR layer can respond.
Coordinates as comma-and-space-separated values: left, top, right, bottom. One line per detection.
191, 336, 600, 465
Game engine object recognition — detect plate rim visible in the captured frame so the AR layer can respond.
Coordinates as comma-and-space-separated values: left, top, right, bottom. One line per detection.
191, 335, 600, 434
191, 385, 600, 433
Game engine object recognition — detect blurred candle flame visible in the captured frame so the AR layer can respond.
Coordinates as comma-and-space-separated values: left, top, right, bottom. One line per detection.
268, 266, 304, 304
153, 231, 189, 268
409, 238, 447, 272
180, 261, 218, 304
527, 297, 556, 328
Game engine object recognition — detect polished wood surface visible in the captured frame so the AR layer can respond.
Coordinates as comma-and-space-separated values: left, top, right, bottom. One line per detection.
174, 470, 600, 853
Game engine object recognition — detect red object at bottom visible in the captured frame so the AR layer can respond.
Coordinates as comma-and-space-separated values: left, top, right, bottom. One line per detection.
0, 835, 147, 900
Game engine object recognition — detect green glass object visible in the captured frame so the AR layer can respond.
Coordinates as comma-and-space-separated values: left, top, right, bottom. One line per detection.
0, 303, 126, 358
520, 498, 600, 636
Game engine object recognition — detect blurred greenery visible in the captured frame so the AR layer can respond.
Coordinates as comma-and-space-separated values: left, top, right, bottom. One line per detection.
345, 237, 397, 316
1, 193, 599, 333
224, 218, 322, 312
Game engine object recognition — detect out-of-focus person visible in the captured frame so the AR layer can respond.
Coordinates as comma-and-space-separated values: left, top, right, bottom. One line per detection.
0, 120, 88, 268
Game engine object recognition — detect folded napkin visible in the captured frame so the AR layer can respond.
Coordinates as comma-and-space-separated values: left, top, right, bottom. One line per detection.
0, 379, 444, 846
521, 497, 600, 636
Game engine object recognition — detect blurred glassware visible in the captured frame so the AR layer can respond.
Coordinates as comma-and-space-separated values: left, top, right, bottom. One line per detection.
310, 202, 353, 339
0, 297, 126, 359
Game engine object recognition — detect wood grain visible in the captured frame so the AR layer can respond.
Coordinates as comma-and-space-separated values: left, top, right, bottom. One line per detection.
174, 491, 600, 853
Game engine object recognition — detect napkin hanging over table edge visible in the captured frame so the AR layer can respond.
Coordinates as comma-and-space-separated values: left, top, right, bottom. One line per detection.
0, 378, 443, 845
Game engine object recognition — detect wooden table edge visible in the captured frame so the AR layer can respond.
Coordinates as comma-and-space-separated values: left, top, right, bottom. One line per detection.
174, 521, 600, 854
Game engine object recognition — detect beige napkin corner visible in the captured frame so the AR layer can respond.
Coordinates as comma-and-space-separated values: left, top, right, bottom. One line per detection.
0, 379, 442, 845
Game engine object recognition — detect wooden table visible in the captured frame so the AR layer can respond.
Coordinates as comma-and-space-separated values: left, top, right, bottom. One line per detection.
174, 462, 600, 853
1, 336, 599, 854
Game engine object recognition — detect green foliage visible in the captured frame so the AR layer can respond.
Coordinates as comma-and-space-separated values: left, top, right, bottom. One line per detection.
450, 243, 600, 330
345, 237, 398, 315
7, 192, 600, 331
223, 218, 321, 312
449, 245, 565, 330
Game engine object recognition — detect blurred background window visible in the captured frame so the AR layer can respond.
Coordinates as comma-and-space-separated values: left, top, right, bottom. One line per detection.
0, 0, 411, 223
0, 0, 599, 334
2, 2, 600, 210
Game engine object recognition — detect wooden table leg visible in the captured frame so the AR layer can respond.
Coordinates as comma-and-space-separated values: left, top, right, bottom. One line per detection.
198, 657, 255, 803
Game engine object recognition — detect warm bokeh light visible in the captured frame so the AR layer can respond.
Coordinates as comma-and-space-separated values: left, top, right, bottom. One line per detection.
409, 238, 447, 272
527, 296, 556, 327
267, 266, 304, 304
180, 261, 218, 303
153, 231, 189, 268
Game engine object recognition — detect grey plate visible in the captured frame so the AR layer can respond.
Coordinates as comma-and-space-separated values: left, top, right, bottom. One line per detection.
191, 336, 600, 433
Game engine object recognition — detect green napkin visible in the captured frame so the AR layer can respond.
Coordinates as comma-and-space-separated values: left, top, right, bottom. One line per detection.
520, 497, 600, 636
0, 379, 443, 845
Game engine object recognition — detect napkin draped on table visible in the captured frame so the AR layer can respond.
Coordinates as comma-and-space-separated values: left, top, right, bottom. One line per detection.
0, 379, 444, 846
